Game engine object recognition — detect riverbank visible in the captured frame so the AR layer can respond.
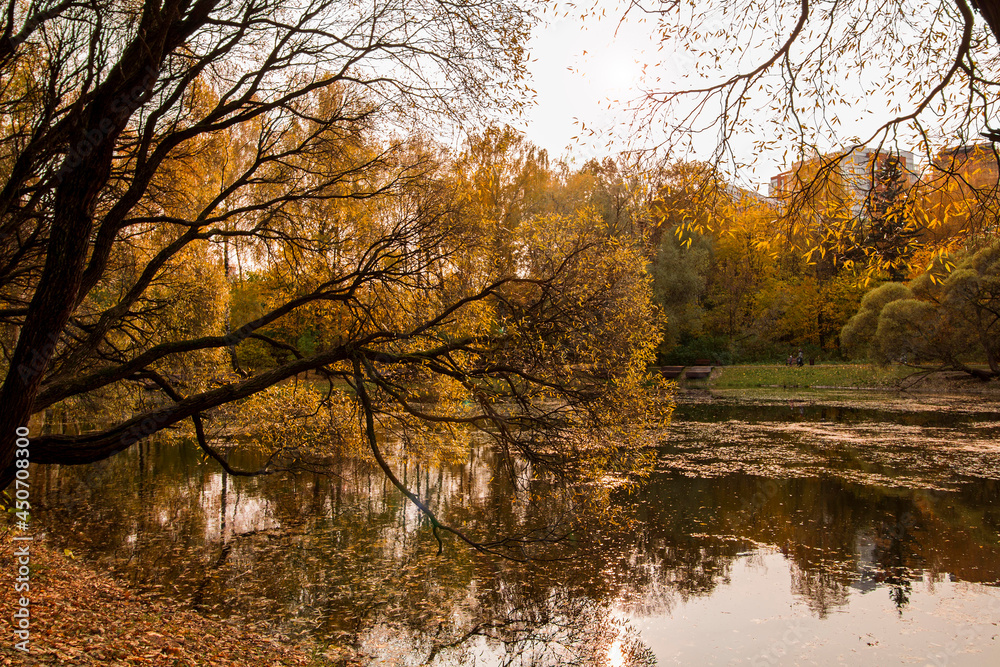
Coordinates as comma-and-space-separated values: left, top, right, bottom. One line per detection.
684, 363, 1000, 395
0, 532, 332, 666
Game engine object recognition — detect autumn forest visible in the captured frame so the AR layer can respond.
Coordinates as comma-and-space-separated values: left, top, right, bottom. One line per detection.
2, 0, 1000, 665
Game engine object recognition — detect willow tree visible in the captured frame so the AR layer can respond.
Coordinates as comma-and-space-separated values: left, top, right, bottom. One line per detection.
0, 0, 670, 552
625, 0, 1000, 275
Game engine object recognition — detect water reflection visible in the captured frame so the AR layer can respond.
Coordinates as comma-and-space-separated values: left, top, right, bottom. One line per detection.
31, 390, 1000, 664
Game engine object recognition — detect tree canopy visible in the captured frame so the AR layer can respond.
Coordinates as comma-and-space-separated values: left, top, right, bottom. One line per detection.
631, 0, 1000, 159
620, 0, 1000, 276
0, 0, 671, 555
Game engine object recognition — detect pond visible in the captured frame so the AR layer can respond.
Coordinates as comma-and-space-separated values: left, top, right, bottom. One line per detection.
29, 389, 1000, 665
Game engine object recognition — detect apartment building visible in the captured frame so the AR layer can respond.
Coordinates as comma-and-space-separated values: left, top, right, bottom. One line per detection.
769, 147, 919, 215
930, 143, 998, 185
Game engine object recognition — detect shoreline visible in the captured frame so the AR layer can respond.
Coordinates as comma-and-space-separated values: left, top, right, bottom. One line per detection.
0, 532, 327, 666
672, 364, 1000, 397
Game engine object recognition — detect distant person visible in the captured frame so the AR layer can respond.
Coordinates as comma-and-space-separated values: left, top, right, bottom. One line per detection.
796, 349, 804, 367
787, 354, 794, 366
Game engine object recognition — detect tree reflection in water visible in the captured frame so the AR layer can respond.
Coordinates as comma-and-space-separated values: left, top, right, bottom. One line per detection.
29, 392, 1000, 664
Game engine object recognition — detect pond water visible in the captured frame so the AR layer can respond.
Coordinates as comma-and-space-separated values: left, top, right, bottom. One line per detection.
29, 389, 1000, 665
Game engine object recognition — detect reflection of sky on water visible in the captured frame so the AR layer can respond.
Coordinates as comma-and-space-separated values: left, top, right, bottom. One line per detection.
630, 550, 1000, 666
199, 473, 277, 541
29, 389, 1000, 665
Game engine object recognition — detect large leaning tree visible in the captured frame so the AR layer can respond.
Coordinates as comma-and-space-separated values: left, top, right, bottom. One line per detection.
0, 0, 670, 551
624, 0, 1000, 273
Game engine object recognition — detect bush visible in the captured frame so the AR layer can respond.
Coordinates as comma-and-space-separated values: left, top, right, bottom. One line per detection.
840, 242, 1000, 376
840, 282, 913, 359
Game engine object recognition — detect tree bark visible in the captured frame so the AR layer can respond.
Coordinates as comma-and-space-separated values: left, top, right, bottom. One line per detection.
969, 0, 1000, 43
0, 2, 215, 488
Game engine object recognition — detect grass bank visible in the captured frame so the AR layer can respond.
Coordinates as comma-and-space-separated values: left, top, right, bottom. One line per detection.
687, 363, 1000, 395
701, 363, 918, 390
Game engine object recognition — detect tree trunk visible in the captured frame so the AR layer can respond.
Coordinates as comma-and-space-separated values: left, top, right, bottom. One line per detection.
969, 0, 1000, 43
0, 5, 187, 489
0, 144, 112, 489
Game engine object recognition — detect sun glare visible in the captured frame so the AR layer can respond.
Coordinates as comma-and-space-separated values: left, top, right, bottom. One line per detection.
606, 636, 626, 667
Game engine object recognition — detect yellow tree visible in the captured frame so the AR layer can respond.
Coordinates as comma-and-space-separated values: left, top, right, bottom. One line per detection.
0, 2, 674, 560
451, 125, 553, 277
625, 0, 1000, 278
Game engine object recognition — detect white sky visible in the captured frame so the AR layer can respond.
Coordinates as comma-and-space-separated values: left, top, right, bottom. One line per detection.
514, 3, 789, 193
514, 2, 983, 194
514, 4, 662, 165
